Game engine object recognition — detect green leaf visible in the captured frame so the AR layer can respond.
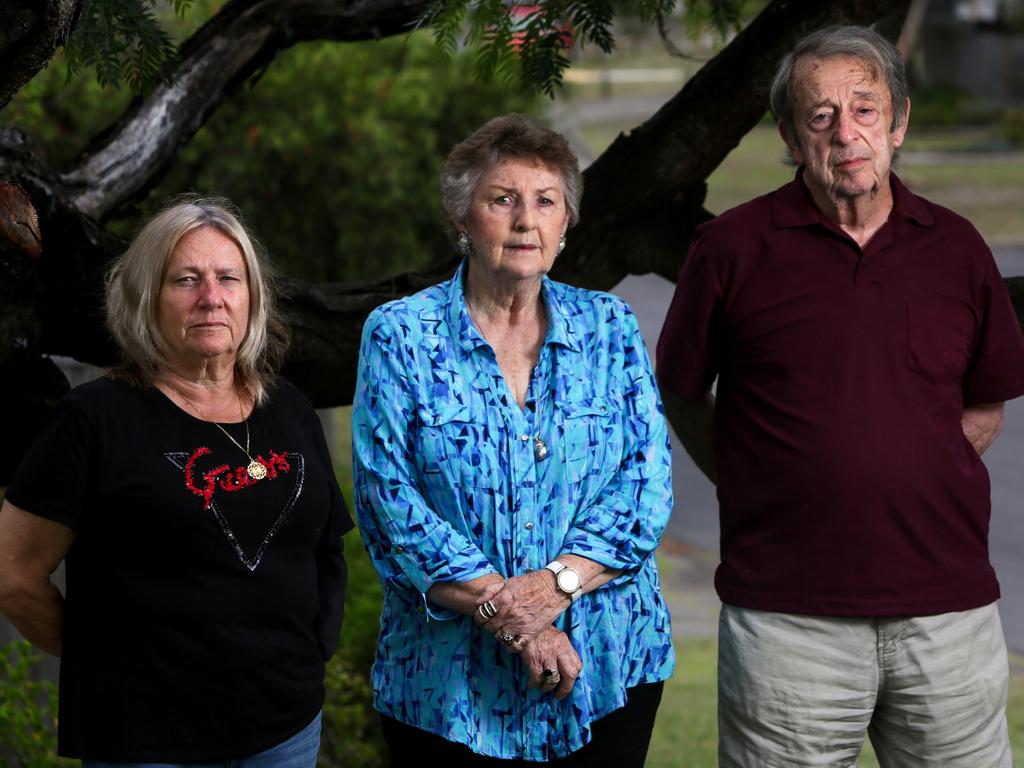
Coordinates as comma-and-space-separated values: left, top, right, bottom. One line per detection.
419, 0, 742, 95
63, 0, 189, 94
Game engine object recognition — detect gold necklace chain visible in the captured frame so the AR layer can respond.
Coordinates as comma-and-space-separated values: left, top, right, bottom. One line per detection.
164, 381, 267, 480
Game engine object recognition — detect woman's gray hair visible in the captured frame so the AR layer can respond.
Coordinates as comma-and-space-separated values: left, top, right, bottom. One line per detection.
105, 196, 289, 404
441, 113, 583, 231
770, 25, 909, 150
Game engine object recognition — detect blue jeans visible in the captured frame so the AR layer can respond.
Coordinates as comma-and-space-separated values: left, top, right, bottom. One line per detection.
82, 711, 321, 768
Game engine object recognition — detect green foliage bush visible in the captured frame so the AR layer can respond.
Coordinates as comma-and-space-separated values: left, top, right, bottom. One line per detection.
0, 641, 73, 768
319, 651, 383, 768
1001, 108, 1024, 146
908, 85, 1002, 127
135, 33, 538, 282
318, 528, 387, 768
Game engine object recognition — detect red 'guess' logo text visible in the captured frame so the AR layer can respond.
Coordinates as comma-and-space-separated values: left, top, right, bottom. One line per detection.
183, 446, 291, 509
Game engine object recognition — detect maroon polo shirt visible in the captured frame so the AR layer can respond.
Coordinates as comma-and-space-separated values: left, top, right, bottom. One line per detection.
657, 171, 1024, 616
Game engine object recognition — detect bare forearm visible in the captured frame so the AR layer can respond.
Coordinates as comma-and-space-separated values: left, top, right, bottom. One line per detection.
961, 402, 1004, 456
0, 584, 64, 656
0, 502, 74, 656
659, 386, 717, 485
426, 572, 505, 616
556, 554, 620, 595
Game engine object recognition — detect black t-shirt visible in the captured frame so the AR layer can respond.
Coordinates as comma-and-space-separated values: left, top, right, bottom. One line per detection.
6, 376, 353, 761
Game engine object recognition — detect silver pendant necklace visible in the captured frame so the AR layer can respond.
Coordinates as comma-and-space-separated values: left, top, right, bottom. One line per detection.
533, 436, 549, 461
165, 381, 266, 480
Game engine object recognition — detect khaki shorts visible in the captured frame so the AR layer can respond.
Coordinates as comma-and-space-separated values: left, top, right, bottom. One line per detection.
717, 602, 1011, 767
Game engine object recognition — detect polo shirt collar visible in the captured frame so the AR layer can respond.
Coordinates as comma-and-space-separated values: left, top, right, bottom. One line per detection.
445, 260, 582, 357
889, 172, 934, 227
772, 168, 934, 229
771, 168, 822, 228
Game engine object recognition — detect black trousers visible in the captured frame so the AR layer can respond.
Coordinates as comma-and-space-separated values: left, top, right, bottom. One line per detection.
380, 681, 664, 767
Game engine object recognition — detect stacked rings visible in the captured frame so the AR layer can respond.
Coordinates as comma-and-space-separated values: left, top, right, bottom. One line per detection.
542, 668, 561, 686
478, 601, 498, 621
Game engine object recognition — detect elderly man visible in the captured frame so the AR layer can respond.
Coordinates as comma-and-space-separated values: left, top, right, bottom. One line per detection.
657, 25, 1024, 767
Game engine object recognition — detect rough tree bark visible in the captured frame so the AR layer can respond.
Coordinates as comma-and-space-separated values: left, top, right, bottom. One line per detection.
2, 0, 1022, 477
0, 0, 79, 110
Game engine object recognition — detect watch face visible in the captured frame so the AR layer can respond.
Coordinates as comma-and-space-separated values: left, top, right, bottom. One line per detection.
557, 569, 581, 593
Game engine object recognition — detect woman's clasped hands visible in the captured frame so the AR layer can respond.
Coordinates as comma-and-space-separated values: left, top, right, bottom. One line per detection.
473, 573, 582, 699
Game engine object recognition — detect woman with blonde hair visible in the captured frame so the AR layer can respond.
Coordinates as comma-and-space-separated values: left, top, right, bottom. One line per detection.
0, 197, 351, 766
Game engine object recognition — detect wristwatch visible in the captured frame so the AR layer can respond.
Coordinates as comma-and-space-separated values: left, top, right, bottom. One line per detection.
544, 560, 582, 603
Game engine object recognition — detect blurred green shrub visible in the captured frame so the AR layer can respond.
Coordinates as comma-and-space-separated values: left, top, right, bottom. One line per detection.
140, 32, 538, 283
1001, 108, 1024, 145
318, 527, 386, 767
0, 640, 73, 767
319, 652, 383, 768
908, 85, 1001, 127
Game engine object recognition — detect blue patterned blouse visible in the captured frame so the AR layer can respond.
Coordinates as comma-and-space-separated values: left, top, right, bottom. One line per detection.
352, 262, 675, 761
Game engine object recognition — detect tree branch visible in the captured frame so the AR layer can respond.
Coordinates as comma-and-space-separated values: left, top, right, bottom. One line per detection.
7, 0, 994, 417
0, 0, 79, 111
550, 0, 910, 289
59, 0, 432, 221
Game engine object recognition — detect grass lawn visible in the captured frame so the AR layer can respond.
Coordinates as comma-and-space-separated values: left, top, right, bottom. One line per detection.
648, 636, 718, 766
648, 636, 1024, 767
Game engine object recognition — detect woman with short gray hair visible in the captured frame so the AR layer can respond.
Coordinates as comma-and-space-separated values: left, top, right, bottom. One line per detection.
353, 114, 675, 765
0, 197, 351, 765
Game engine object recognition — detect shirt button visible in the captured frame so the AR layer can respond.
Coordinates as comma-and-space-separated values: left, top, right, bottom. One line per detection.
525, 522, 534, 530
395, 545, 405, 554
521, 434, 530, 442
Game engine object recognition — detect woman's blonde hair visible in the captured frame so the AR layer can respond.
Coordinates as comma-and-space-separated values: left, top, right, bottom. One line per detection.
105, 196, 289, 404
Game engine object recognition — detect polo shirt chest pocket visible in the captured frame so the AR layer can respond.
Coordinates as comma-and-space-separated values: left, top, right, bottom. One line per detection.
557, 395, 623, 481
906, 294, 976, 386
415, 404, 498, 490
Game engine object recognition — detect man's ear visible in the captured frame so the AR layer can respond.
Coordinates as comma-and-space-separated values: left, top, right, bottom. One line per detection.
892, 97, 911, 149
778, 120, 803, 164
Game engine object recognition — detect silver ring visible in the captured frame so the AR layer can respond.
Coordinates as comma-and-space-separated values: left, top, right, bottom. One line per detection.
542, 668, 558, 678
478, 601, 498, 620
511, 635, 528, 649
543, 672, 561, 687
496, 630, 516, 646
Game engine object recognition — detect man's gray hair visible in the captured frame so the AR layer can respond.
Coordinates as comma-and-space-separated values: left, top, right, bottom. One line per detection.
770, 25, 909, 151
105, 196, 288, 404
